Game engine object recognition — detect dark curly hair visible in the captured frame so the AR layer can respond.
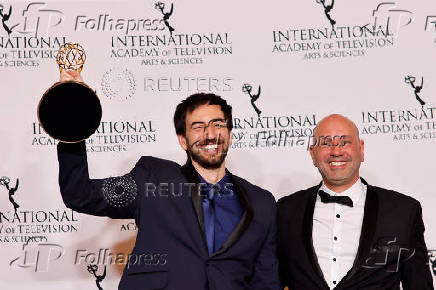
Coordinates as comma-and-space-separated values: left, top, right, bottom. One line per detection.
173, 93, 233, 136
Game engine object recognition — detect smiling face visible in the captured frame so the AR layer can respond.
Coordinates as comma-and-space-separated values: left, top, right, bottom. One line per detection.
178, 104, 232, 169
310, 114, 364, 192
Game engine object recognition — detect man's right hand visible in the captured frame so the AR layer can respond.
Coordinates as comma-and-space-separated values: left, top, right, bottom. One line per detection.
59, 70, 84, 83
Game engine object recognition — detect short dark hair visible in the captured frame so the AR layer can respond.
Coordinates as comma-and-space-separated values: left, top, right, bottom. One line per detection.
173, 93, 233, 136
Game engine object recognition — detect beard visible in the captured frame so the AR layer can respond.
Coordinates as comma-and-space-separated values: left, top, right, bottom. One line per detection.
187, 137, 229, 169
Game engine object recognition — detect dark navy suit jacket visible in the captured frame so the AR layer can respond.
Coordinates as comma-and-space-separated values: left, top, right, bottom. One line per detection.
57, 142, 280, 290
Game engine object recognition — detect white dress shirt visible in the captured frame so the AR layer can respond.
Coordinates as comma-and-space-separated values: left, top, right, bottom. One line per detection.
312, 179, 367, 289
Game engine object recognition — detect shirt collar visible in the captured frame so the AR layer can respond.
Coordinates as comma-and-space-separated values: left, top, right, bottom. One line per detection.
197, 171, 232, 188
320, 178, 366, 206
198, 171, 235, 199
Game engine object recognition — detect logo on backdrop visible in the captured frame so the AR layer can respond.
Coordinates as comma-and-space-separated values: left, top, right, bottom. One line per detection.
0, 4, 15, 35
371, 2, 413, 34
232, 84, 317, 150
1, 176, 79, 245
231, 114, 317, 150
316, 0, 336, 28
0, 176, 19, 214
0, 208, 78, 244
424, 16, 436, 42
272, 2, 413, 60
0, 2, 66, 68
88, 264, 107, 290
106, 2, 232, 66
242, 83, 262, 117
154, 2, 174, 36
10, 238, 64, 272
120, 221, 138, 232
428, 250, 436, 276
360, 75, 436, 142
405, 75, 425, 106
32, 120, 158, 153
0, 2, 63, 37
101, 67, 136, 101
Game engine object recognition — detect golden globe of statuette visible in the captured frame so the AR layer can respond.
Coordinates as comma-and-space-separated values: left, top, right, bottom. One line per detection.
37, 42, 102, 143
56, 43, 86, 72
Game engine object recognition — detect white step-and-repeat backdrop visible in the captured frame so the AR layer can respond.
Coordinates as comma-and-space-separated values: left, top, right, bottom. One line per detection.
1, 0, 435, 289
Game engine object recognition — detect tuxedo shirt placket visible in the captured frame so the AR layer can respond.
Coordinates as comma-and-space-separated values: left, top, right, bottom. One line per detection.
331, 203, 342, 288
313, 180, 367, 289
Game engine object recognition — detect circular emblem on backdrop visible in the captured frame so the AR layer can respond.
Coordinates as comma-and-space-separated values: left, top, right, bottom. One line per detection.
102, 174, 138, 207
101, 68, 136, 101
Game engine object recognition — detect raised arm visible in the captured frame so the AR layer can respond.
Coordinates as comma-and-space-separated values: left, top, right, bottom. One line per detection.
55, 70, 142, 219
57, 141, 141, 219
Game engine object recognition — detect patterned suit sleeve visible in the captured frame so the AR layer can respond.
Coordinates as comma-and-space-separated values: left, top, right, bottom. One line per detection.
57, 141, 145, 219
400, 202, 434, 289
249, 193, 281, 290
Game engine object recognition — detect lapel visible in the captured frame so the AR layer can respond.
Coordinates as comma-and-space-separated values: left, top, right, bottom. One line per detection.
180, 160, 208, 252
213, 173, 253, 256
343, 177, 378, 282
180, 160, 254, 257
302, 182, 330, 289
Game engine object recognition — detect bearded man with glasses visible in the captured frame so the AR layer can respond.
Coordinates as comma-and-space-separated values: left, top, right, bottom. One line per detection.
56, 71, 280, 290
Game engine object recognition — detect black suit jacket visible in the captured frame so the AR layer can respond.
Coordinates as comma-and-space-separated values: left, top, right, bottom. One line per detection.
277, 178, 433, 290
57, 142, 280, 290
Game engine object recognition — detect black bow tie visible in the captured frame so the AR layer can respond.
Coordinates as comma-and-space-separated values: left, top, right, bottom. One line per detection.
318, 190, 353, 207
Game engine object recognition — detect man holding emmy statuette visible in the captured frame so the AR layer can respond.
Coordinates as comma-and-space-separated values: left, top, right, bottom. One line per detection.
48, 43, 280, 290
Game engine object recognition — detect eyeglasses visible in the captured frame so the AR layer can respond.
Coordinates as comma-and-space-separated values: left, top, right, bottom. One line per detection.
191, 119, 228, 132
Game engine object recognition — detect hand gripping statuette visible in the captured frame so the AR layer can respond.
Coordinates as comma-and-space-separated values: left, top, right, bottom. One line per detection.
37, 43, 102, 143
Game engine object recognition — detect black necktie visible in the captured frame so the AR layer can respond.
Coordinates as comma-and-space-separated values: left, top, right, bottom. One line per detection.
318, 190, 353, 207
